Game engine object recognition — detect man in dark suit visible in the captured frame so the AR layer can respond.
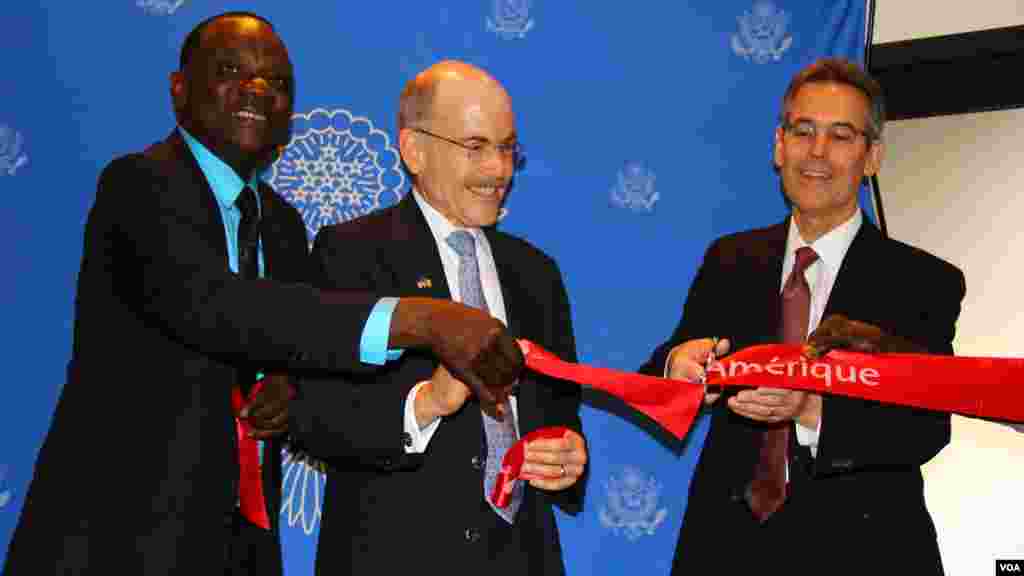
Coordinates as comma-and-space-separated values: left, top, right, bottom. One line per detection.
290, 60, 587, 575
4, 15, 524, 576
641, 58, 965, 575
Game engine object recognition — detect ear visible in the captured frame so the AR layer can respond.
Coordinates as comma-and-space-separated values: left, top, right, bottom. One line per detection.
863, 140, 884, 177
772, 126, 785, 170
399, 128, 424, 176
170, 71, 187, 112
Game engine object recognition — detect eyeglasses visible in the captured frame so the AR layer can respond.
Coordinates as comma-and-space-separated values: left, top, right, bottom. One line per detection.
781, 119, 874, 146
412, 128, 525, 170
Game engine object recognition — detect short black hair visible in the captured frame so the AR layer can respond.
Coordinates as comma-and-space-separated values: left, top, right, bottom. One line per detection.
179, 11, 275, 70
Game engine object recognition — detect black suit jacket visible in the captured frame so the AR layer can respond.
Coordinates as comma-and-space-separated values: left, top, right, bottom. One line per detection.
4, 131, 381, 575
640, 215, 965, 575
290, 193, 583, 575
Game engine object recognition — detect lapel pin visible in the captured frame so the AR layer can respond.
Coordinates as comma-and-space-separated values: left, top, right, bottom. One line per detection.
416, 276, 432, 289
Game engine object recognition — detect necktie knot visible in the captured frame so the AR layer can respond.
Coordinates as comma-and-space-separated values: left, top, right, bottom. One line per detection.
793, 246, 819, 275
446, 230, 477, 260
235, 186, 259, 221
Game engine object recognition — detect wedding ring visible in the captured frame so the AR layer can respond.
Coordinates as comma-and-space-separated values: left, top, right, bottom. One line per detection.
559, 464, 567, 477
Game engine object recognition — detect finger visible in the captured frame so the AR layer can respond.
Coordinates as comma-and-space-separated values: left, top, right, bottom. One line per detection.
248, 426, 287, 440
754, 387, 791, 397
715, 338, 731, 357
524, 447, 567, 466
526, 438, 572, 453
526, 477, 575, 491
258, 408, 289, 431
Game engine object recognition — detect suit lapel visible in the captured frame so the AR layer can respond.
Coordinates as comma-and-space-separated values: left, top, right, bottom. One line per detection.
750, 220, 789, 345
482, 228, 523, 339
256, 185, 285, 280
153, 131, 232, 273
387, 193, 451, 300
823, 214, 881, 320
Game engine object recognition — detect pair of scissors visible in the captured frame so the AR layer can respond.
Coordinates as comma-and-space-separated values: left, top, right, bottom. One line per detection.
702, 336, 723, 394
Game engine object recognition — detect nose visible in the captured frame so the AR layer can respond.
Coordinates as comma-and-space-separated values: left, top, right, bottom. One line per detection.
810, 130, 829, 157
478, 146, 511, 177
241, 75, 270, 95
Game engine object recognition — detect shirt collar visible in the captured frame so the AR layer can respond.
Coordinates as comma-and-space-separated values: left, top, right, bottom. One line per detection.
785, 209, 862, 273
178, 126, 261, 211
412, 188, 487, 249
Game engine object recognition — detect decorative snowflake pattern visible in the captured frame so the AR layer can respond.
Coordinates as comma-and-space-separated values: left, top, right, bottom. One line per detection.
268, 108, 405, 239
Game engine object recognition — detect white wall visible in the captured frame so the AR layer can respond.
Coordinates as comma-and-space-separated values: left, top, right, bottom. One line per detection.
871, 3, 1024, 573
878, 108, 1024, 576
874, 0, 1024, 43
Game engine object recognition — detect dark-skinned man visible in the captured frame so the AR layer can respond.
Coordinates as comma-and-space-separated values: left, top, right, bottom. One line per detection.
3, 13, 522, 576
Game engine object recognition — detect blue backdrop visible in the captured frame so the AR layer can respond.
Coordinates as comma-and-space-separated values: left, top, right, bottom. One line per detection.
0, 1, 869, 574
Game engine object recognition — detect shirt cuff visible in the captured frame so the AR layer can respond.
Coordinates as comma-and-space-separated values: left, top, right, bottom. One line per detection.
360, 297, 405, 365
404, 381, 441, 453
795, 416, 822, 458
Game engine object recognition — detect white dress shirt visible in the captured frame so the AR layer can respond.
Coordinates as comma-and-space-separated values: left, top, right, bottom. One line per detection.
402, 190, 519, 452
784, 209, 862, 457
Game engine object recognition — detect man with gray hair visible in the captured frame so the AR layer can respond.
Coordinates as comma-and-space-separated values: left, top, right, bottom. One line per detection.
640, 58, 965, 574
290, 60, 587, 575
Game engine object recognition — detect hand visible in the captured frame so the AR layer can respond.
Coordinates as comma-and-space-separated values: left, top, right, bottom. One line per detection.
391, 298, 524, 412
415, 364, 477, 428
727, 387, 822, 429
238, 372, 291, 439
521, 429, 587, 491
666, 337, 731, 405
804, 314, 925, 359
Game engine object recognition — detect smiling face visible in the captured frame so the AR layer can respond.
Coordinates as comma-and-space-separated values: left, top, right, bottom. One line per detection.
172, 15, 294, 177
774, 81, 883, 239
400, 63, 516, 229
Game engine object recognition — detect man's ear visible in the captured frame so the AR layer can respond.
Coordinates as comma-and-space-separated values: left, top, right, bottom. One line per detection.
399, 128, 424, 176
170, 71, 187, 113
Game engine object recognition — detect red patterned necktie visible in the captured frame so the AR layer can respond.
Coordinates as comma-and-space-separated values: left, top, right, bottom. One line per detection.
746, 245, 818, 522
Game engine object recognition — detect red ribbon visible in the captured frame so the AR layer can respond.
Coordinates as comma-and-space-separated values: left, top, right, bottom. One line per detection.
516, 339, 1024, 444
231, 381, 271, 530
490, 426, 570, 508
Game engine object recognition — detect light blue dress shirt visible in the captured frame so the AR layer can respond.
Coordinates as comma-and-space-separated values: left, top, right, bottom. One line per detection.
178, 127, 400, 365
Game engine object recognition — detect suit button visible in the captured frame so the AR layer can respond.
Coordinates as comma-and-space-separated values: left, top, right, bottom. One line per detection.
464, 528, 481, 543
862, 512, 871, 520
471, 455, 484, 470
402, 432, 413, 448
380, 457, 393, 469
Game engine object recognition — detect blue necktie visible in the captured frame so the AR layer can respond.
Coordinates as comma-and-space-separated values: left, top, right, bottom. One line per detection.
446, 230, 522, 524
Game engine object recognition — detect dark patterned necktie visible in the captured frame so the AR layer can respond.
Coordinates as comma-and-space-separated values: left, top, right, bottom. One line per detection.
746, 245, 818, 522
233, 185, 269, 529
446, 230, 522, 524
235, 186, 260, 282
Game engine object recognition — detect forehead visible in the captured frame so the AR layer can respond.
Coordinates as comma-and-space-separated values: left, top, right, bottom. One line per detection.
787, 81, 870, 125
195, 17, 290, 65
430, 77, 515, 136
